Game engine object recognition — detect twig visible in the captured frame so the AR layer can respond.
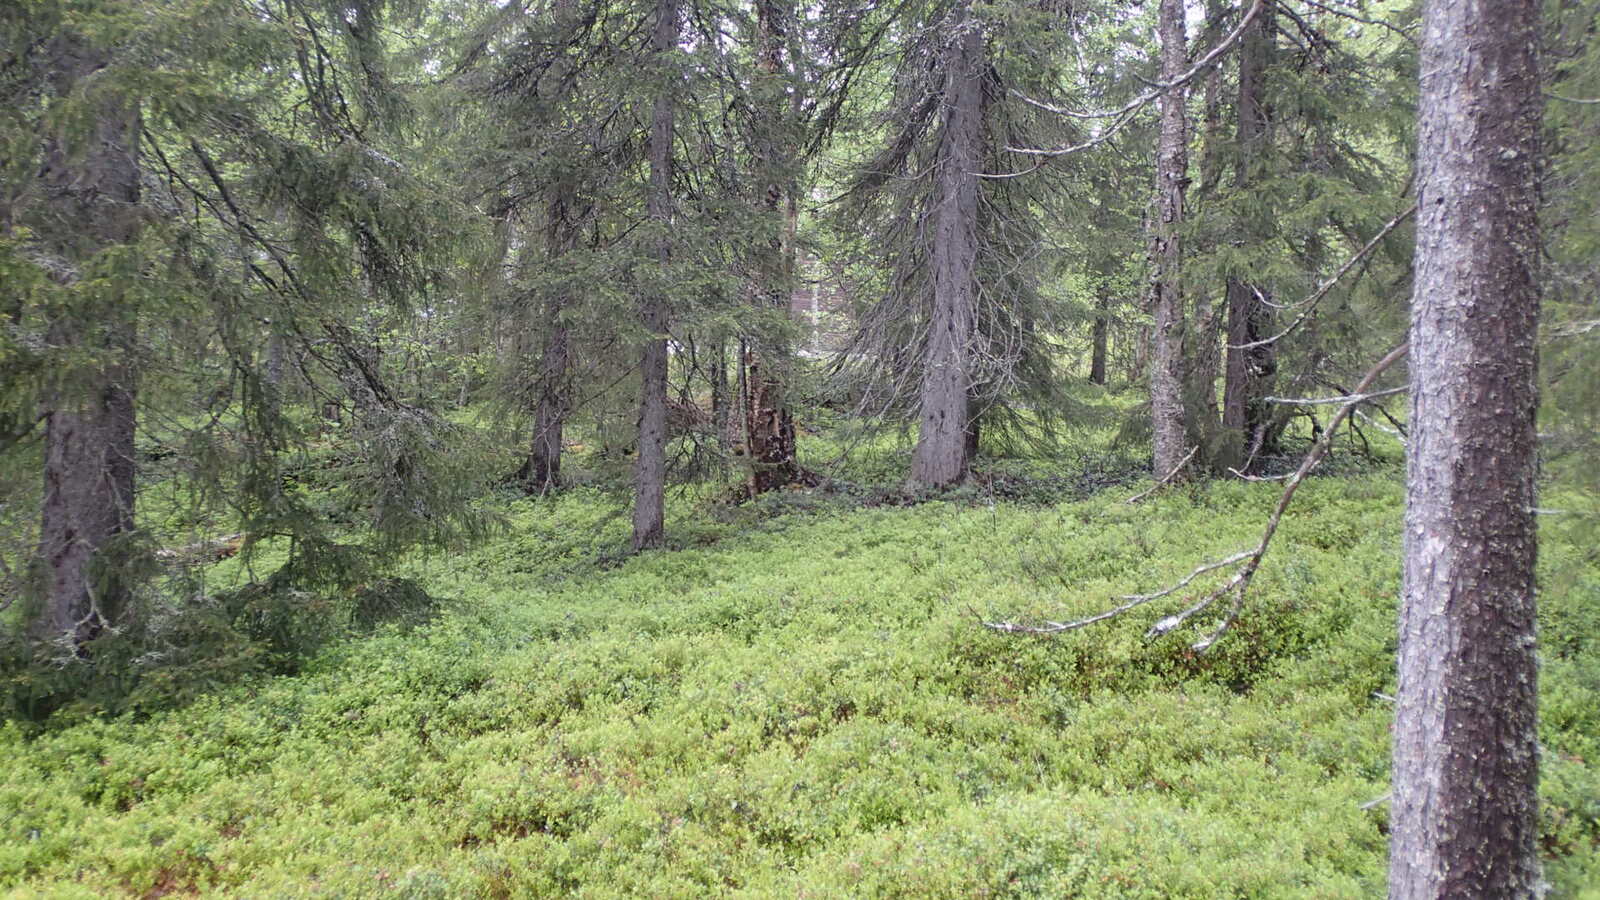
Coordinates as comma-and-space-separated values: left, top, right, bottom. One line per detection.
1124, 445, 1199, 504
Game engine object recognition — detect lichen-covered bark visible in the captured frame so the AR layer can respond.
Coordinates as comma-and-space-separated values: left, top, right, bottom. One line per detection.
631, 0, 678, 551
910, 10, 983, 489
1390, 0, 1543, 895
31, 34, 141, 647
1149, 0, 1190, 480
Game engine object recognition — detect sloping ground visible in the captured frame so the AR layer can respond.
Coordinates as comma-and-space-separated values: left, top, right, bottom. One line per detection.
2, 475, 1596, 897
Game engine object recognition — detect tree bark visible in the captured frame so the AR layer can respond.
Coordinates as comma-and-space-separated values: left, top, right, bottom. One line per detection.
31, 34, 142, 647
1221, 0, 1276, 470
632, 0, 678, 551
519, 192, 581, 494
1390, 0, 1543, 895
1089, 285, 1109, 386
744, 0, 800, 496
1149, 0, 1190, 480
910, 9, 983, 489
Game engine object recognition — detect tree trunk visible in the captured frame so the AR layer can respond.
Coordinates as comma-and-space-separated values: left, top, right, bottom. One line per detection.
32, 34, 141, 647
710, 333, 730, 450
1390, 0, 1543, 895
1148, 0, 1190, 480
519, 192, 581, 494
910, 11, 983, 489
1221, 0, 1276, 471
631, 0, 678, 551
744, 0, 800, 496
1089, 286, 1109, 386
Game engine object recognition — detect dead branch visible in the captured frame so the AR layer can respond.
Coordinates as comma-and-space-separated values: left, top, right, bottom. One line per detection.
1260, 385, 1407, 405
1124, 444, 1198, 504
1229, 202, 1416, 352
985, 343, 1410, 651
985, 0, 1266, 178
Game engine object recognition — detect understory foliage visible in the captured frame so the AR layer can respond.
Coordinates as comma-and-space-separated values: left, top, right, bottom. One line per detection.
0, 0, 1595, 892
1, 468, 1596, 896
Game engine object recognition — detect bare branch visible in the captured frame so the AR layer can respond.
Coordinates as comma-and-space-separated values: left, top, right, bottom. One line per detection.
1546, 92, 1600, 105
1229, 202, 1417, 351
1124, 445, 1198, 504
983, 0, 1266, 178
1260, 385, 1407, 405
1298, 0, 1419, 46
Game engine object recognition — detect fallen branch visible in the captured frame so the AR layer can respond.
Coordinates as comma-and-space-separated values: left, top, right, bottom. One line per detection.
985, 343, 1410, 651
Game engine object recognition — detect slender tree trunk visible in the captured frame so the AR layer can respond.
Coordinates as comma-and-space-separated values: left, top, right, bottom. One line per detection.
744, 0, 800, 495
1149, 0, 1190, 480
910, 10, 983, 489
1221, 0, 1276, 471
632, 0, 678, 551
520, 192, 580, 494
1089, 285, 1109, 386
1390, 1, 1543, 895
32, 34, 141, 647
710, 333, 730, 450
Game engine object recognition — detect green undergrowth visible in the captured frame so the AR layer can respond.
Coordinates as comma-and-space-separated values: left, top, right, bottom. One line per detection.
2, 473, 1597, 897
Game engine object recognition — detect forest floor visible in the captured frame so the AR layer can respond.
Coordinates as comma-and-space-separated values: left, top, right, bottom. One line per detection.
2, 425, 1598, 897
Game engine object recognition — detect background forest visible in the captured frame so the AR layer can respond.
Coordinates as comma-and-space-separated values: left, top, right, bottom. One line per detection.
0, 0, 1597, 895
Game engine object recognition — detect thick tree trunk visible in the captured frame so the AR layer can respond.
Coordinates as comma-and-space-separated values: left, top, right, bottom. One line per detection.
1390, 1, 1543, 895
744, 0, 800, 496
910, 12, 983, 489
631, 0, 678, 551
1221, 1, 1276, 470
31, 34, 141, 647
1149, 0, 1190, 480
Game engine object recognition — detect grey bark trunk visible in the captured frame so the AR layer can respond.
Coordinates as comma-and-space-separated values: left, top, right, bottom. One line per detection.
910, 11, 983, 489
1221, 1, 1276, 471
32, 34, 142, 647
631, 0, 678, 551
744, 0, 800, 496
1149, 0, 1190, 480
1390, 0, 1543, 895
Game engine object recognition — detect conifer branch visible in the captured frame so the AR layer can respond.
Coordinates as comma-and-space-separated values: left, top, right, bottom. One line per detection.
987, 0, 1265, 177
